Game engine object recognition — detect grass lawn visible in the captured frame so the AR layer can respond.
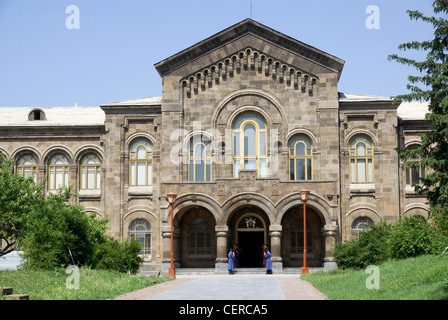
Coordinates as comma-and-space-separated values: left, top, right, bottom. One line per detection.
301, 253, 448, 300
0, 267, 172, 300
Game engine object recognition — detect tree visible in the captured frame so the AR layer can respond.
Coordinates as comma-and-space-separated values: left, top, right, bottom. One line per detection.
388, 1, 448, 216
0, 155, 44, 256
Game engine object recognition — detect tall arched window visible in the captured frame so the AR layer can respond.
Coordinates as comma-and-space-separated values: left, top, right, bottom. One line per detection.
80, 154, 101, 189
128, 219, 151, 255
48, 154, 69, 190
17, 154, 37, 182
349, 136, 374, 183
189, 136, 212, 182
289, 135, 312, 180
233, 113, 267, 178
129, 139, 152, 186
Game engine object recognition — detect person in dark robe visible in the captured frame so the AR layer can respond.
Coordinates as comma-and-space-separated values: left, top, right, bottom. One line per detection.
228, 248, 235, 274
264, 248, 272, 274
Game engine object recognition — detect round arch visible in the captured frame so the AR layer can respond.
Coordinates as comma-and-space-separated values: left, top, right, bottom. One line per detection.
276, 192, 333, 226
211, 88, 287, 128
221, 192, 276, 226
171, 193, 222, 226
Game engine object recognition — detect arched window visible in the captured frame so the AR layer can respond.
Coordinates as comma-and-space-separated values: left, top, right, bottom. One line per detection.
17, 154, 37, 182
351, 217, 373, 238
129, 219, 151, 255
289, 135, 312, 180
349, 136, 374, 183
233, 113, 267, 178
189, 219, 212, 254
406, 154, 426, 186
80, 154, 101, 189
189, 136, 212, 182
48, 154, 69, 190
129, 139, 152, 186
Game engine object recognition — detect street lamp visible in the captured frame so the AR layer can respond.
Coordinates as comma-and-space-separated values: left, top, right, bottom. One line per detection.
167, 192, 177, 279
300, 189, 310, 274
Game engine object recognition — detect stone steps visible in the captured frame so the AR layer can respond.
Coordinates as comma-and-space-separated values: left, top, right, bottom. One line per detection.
1, 287, 29, 300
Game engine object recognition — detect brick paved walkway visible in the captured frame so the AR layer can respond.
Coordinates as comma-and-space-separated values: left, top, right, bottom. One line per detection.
114, 274, 327, 300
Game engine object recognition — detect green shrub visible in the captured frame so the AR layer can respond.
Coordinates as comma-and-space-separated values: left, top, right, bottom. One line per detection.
90, 236, 143, 274
334, 220, 391, 269
387, 215, 444, 260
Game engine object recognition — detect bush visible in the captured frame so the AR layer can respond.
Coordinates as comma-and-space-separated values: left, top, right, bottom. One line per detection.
90, 236, 143, 274
334, 215, 448, 269
18, 188, 142, 273
334, 220, 391, 269
387, 215, 443, 260
20, 188, 108, 270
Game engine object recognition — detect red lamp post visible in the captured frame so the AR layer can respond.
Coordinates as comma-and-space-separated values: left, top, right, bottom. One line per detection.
167, 192, 177, 279
300, 189, 310, 274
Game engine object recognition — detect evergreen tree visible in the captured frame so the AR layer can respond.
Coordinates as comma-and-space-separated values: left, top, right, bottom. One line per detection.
389, 1, 448, 216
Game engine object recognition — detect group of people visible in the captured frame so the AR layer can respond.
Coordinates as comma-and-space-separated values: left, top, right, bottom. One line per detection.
228, 244, 272, 274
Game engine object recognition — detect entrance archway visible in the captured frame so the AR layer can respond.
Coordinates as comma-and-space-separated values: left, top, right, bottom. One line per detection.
230, 208, 269, 268
178, 206, 217, 268
281, 205, 324, 267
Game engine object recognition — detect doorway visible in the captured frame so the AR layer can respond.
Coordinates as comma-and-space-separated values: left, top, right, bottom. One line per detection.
233, 212, 268, 268
237, 231, 264, 267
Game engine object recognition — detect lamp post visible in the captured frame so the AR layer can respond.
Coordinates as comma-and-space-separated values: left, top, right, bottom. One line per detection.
167, 192, 177, 279
300, 189, 310, 274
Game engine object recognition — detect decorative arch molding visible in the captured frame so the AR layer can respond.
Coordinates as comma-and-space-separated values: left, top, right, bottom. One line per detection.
212, 88, 287, 128
221, 192, 276, 225
404, 139, 422, 149
169, 193, 222, 225
74, 144, 105, 163
180, 47, 319, 99
42, 145, 74, 164
404, 203, 429, 217
83, 206, 103, 217
345, 207, 382, 225
182, 130, 214, 147
345, 129, 378, 146
275, 192, 333, 226
11, 145, 42, 162
125, 132, 158, 149
286, 128, 318, 148
124, 206, 158, 222
0, 147, 9, 158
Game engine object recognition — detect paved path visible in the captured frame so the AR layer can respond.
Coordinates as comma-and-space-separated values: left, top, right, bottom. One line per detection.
114, 274, 327, 300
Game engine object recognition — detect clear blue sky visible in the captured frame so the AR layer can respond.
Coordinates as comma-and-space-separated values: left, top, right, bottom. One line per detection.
0, 0, 437, 107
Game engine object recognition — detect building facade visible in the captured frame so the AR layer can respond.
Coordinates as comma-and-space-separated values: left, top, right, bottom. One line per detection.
0, 20, 431, 273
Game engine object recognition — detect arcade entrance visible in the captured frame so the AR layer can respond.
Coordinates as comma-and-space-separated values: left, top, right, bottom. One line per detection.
232, 211, 268, 268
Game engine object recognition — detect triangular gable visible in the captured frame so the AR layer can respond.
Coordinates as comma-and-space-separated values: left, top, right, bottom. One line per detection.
154, 19, 345, 79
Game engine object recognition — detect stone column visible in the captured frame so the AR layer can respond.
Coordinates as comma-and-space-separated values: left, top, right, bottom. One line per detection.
323, 223, 338, 270
161, 226, 180, 275
269, 225, 283, 272
215, 225, 229, 274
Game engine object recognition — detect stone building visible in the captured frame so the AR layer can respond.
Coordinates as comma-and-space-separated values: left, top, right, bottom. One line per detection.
0, 19, 430, 273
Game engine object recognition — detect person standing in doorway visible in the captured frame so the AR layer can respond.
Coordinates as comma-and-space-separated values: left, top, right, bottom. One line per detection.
264, 247, 272, 274
228, 248, 235, 274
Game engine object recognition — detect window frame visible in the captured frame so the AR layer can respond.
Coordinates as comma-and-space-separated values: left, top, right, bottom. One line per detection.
16, 154, 38, 182
405, 154, 426, 186
188, 136, 212, 182
80, 153, 101, 190
289, 135, 313, 180
349, 136, 374, 184
129, 139, 153, 186
128, 219, 152, 255
232, 113, 268, 178
48, 154, 69, 190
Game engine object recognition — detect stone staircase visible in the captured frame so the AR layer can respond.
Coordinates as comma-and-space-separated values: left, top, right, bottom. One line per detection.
0, 287, 29, 300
